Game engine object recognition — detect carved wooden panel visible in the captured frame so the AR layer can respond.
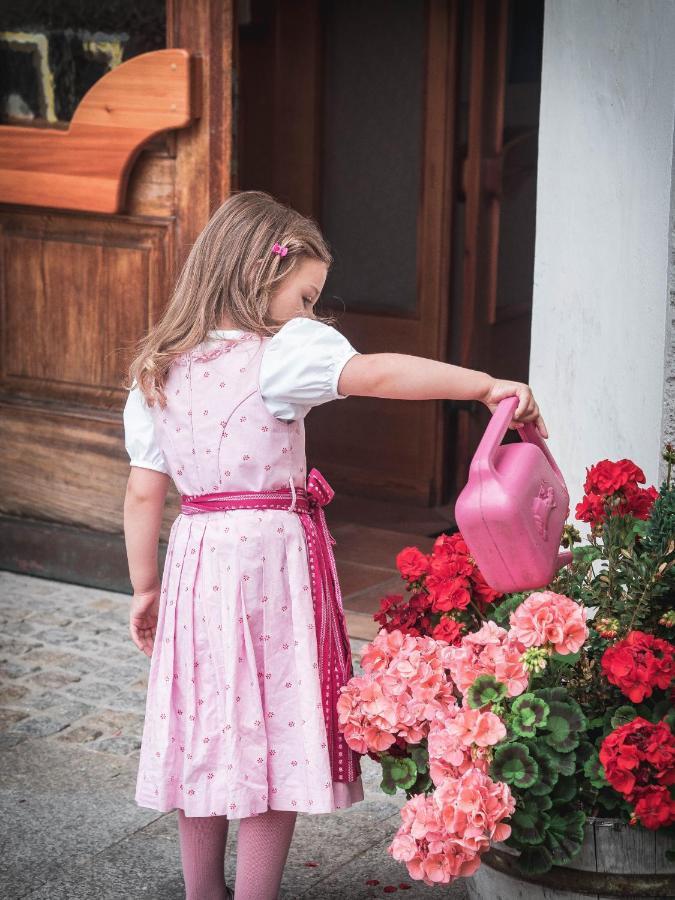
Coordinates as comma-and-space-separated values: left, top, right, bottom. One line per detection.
0, 212, 170, 408
0, 49, 195, 213
0, 400, 180, 533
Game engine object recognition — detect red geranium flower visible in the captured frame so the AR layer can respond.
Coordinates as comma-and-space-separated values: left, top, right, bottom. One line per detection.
575, 458, 658, 527
374, 592, 434, 636
575, 492, 606, 525
599, 717, 675, 801
426, 574, 472, 612
471, 570, 502, 608
601, 631, 674, 703
431, 616, 463, 645
378, 532, 502, 636
396, 547, 431, 581
622, 483, 659, 519
631, 786, 675, 829
583, 459, 646, 495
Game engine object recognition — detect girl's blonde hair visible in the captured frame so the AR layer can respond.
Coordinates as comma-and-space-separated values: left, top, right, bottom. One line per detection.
125, 190, 334, 407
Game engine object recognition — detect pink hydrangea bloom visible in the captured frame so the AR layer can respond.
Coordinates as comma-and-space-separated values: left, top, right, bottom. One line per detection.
337, 629, 457, 753
388, 767, 515, 886
447, 620, 529, 698
509, 591, 588, 655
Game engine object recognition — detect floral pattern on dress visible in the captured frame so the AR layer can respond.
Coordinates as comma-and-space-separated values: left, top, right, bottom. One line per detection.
134, 334, 364, 818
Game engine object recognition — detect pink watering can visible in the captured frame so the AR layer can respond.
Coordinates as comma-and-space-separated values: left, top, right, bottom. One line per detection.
454, 395, 573, 592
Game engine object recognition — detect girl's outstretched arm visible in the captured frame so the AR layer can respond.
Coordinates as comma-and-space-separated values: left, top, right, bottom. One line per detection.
337, 352, 548, 438
124, 467, 171, 656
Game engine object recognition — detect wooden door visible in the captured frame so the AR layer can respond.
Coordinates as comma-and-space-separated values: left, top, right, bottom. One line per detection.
0, 0, 234, 590
236, 0, 462, 507
236, 0, 543, 515
453, 0, 544, 494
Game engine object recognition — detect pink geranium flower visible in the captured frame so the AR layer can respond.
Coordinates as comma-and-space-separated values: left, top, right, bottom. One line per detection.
337, 629, 457, 753
435, 767, 515, 846
447, 620, 529, 698
388, 767, 515, 886
509, 591, 588, 655
427, 707, 506, 786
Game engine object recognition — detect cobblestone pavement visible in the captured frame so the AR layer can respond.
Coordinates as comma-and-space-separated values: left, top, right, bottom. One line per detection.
0, 571, 469, 899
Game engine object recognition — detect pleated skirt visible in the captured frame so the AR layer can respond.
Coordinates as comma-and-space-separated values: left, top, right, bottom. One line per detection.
134, 507, 364, 818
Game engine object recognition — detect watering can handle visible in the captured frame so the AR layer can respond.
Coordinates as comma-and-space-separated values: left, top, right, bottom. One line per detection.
471, 396, 567, 492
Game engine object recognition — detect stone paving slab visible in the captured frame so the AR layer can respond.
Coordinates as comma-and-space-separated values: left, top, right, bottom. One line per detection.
0, 571, 469, 899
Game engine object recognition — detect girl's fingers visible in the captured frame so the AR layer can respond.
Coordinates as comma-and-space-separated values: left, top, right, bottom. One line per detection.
514, 393, 526, 419
130, 625, 142, 653
130, 620, 155, 656
514, 389, 533, 420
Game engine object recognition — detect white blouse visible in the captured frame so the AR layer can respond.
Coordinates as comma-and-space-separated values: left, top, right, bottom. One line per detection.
123, 316, 361, 474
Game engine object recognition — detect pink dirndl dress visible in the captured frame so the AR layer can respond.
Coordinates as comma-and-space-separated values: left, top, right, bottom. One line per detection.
134, 332, 364, 818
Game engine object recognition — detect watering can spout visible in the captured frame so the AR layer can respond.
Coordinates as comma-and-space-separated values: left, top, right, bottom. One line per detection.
557, 550, 573, 570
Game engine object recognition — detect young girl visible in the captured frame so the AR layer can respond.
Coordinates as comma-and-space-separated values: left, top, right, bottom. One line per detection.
122, 190, 547, 900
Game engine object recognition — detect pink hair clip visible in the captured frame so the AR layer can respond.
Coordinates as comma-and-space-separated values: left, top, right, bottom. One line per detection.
271, 242, 288, 257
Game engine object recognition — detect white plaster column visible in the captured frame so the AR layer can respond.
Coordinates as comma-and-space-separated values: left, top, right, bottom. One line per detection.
529, 0, 675, 523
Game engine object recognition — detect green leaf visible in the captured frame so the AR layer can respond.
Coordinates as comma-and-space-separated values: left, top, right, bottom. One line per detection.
551, 651, 580, 667
405, 769, 433, 798
544, 700, 587, 753
380, 753, 419, 792
509, 804, 550, 845
510, 694, 550, 738
389, 756, 418, 789
582, 752, 607, 789
529, 746, 559, 796
546, 747, 577, 776
595, 787, 623, 813
492, 742, 539, 789
545, 810, 586, 866
379, 772, 397, 795
576, 740, 596, 768
572, 545, 603, 566
654, 698, 673, 717
516, 845, 554, 876
408, 743, 429, 775
630, 703, 660, 725
487, 592, 529, 627
536, 687, 570, 705
550, 774, 577, 805
610, 705, 637, 730
467, 674, 508, 709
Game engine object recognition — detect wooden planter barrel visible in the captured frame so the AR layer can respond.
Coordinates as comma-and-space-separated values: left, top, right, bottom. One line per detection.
465, 818, 675, 899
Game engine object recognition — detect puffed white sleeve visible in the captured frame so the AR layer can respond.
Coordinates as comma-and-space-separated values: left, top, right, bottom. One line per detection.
123, 380, 170, 474
259, 317, 361, 421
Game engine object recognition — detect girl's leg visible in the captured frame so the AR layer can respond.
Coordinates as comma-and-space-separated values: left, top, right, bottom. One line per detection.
234, 808, 297, 900
177, 808, 230, 900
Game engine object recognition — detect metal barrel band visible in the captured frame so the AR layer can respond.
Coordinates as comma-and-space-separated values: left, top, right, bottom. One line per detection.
482, 848, 675, 898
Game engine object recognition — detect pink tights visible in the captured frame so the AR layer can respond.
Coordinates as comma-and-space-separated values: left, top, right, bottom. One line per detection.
177, 807, 297, 900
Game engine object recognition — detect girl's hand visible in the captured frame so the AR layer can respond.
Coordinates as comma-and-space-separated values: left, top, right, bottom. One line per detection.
479, 378, 549, 438
129, 587, 160, 658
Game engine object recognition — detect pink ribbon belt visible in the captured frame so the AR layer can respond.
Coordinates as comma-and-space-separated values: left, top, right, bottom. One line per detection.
180, 467, 361, 785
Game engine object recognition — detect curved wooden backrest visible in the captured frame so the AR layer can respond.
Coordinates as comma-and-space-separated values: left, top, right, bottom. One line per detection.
0, 49, 196, 214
